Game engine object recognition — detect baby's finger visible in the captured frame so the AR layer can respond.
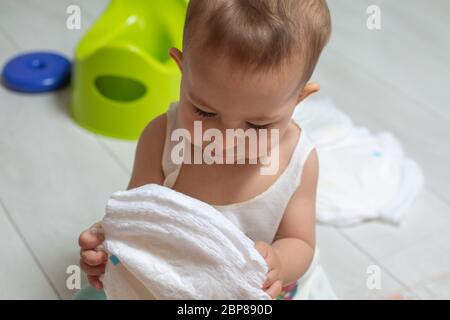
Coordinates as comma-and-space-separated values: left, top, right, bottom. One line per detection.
265, 280, 283, 300
264, 250, 277, 271
263, 269, 280, 289
87, 275, 103, 291
80, 259, 106, 276
81, 249, 108, 266
78, 223, 105, 250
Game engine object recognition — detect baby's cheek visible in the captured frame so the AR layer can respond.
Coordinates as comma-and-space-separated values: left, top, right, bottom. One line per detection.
177, 106, 195, 130
176, 114, 208, 148
258, 128, 281, 153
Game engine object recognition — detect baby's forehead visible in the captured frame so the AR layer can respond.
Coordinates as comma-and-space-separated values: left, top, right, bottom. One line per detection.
186, 59, 300, 119
187, 49, 303, 98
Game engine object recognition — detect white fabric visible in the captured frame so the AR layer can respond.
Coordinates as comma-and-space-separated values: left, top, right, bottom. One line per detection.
162, 102, 337, 300
294, 98, 424, 226
101, 184, 271, 300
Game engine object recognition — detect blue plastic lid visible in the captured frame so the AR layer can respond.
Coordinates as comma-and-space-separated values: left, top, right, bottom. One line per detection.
1, 51, 71, 93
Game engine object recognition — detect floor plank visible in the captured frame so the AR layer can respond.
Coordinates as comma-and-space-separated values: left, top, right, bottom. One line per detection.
405, 275, 450, 300
0, 202, 58, 299
22, 0, 109, 21
96, 137, 136, 175
340, 189, 450, 260
378, 223, 450, 299
317, 225, 407, 299
0, 78, 130, 299
326, 0, 450, 122
0, 0, 98, 57
313, 46, 450, 206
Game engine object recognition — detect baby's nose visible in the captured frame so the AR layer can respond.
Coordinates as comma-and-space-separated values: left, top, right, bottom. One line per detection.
220, 117, 243, 131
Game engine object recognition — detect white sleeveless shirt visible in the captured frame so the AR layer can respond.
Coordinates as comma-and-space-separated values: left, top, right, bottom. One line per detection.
161, 102, 317, 244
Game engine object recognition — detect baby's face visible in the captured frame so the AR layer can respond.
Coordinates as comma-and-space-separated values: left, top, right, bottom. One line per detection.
169, 47, 314, 159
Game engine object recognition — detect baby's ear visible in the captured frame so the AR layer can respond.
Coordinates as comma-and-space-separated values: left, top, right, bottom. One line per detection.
169, 48, 183, 72
297, 82, 320, 103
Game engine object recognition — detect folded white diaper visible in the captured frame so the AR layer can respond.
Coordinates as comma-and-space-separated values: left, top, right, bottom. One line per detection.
100, 184, 271, 300
294, 98, 424, 226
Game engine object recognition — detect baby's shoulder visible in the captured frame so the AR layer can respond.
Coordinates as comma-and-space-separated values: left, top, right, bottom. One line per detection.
140, 113, 168, 146
285, 120, 318, 175
128, 113, 168, 188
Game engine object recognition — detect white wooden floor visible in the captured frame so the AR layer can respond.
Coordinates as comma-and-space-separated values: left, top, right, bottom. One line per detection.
0, 0, 449, 300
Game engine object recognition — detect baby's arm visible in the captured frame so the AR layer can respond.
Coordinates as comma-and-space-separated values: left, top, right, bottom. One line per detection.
254, 149, 318, 298
127, 113, 167, 189
271, 148, 319, 286
78, 114, 167, 289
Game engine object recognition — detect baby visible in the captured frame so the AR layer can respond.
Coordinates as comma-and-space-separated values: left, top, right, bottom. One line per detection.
79, 0, 332, 299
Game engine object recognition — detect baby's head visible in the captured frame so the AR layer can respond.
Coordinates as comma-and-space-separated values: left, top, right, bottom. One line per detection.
170, 0, 331, 149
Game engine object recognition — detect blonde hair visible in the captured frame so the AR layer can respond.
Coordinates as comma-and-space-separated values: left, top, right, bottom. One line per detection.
183, 0, 332, 84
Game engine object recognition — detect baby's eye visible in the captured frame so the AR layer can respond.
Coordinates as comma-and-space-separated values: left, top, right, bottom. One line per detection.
194, 107, 216, 118
247, 122, 270, 130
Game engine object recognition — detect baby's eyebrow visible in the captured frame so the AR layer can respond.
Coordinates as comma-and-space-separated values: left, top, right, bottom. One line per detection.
189, 93, 217, 112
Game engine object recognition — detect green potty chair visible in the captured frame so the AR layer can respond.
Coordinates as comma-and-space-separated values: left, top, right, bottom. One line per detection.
71, 0, 188, 140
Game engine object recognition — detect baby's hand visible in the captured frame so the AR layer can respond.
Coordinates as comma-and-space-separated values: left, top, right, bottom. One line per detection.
78, 222, 108, 290
254, 241, 283, 299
